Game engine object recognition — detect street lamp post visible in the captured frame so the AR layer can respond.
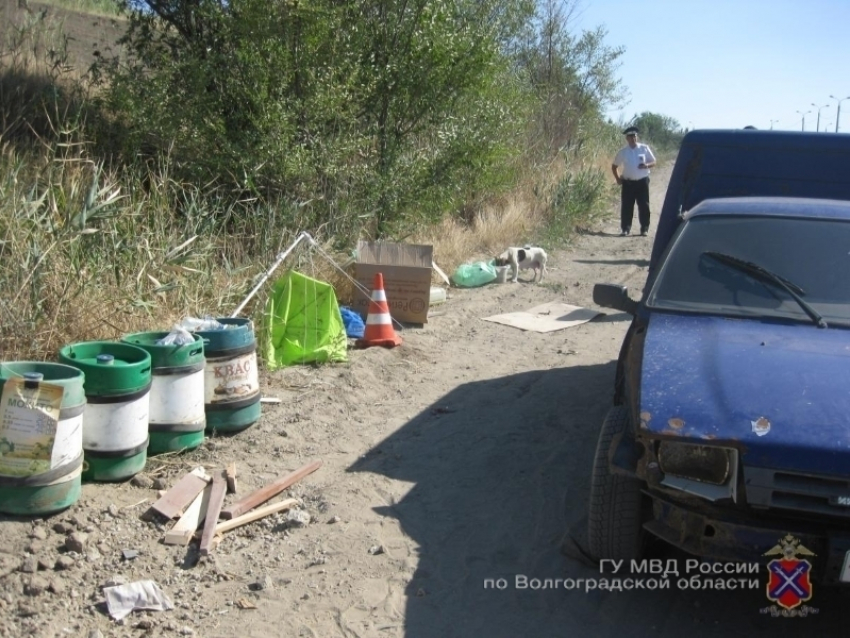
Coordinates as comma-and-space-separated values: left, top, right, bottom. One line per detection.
770, 119, 779, 130
796, 110, 811, 131
811, 103, 830, 132
830, 95, 850, 132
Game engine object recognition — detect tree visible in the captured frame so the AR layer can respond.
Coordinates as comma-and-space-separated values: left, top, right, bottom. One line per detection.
95, 0, 534, 238
628, 111, 684, 150
509, 0, 626, 157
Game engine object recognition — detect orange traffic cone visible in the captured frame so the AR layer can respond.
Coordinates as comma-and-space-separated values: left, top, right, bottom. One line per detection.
356, 273, 402, 348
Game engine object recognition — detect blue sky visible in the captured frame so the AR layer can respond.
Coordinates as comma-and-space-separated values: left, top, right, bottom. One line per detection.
574, 0, 850, 132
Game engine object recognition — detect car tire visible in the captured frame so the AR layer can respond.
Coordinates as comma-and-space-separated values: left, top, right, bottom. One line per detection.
587, 406, 646, 562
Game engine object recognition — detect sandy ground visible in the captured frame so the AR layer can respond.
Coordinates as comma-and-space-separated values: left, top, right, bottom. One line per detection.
4, 161, 850, 638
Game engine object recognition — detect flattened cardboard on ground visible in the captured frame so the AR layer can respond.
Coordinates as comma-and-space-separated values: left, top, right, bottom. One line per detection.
482, 302, 604, 333
354, 241, 433, 324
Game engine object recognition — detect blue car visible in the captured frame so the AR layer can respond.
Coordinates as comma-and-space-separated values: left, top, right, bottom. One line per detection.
590, 130, 850, 585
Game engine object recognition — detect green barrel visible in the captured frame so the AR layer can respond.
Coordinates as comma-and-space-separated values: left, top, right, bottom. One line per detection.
196, 318, 261, 433
58, 342, 151, 482
0, 362, 86, 515
121, 332, 206, 454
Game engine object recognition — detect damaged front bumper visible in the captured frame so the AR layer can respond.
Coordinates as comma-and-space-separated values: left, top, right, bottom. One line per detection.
643, 492, 850, 585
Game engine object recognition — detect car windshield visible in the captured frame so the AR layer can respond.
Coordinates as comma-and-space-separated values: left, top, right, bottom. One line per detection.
646, 214, 850, 324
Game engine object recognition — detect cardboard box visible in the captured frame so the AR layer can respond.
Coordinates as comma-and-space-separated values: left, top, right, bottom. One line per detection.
354, 241, 433, 324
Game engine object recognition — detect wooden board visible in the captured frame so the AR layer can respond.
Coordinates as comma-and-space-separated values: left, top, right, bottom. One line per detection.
163, 483, 211, 546
214, 498, 300, 536
146, 467, 211, 520
199, 470, 228, 555
219, 460, 322, 520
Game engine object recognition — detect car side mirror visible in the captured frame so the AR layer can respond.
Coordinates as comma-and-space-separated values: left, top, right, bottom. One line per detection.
593, 283, 638, 315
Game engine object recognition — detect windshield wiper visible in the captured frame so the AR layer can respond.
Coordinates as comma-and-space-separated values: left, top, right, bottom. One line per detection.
702, 251, 827, 329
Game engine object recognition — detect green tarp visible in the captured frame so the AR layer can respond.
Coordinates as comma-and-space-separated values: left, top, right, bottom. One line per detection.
262, 270, 348, 369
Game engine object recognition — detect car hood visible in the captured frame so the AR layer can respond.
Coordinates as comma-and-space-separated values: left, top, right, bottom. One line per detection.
640, 313, 850, 475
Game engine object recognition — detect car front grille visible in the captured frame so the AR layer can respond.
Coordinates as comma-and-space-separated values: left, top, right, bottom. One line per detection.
745, 467, 850, 518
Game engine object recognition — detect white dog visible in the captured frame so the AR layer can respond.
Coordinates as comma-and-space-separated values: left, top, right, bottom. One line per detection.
495, 246, 548, 283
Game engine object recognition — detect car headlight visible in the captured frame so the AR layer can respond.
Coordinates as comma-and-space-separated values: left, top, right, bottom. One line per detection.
658, 442, 732, 485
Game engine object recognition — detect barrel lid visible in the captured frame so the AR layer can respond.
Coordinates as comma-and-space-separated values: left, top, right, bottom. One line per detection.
70, 354, 140, 368
0, 362, 86, 406
58, 342, 151, 395
195, 317, 255, 352
121, 331, 205, 368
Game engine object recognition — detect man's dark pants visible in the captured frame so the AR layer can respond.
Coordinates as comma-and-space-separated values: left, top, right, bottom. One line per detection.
620, 177, 651, 233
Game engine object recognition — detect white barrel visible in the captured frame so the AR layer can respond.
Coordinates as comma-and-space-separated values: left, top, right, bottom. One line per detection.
120, 332, 207, 454
0, 363, 87, 514
82, 392, 150, 453
150, 367, 206, 426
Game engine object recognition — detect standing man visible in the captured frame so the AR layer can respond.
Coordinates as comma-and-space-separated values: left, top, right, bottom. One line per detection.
611, 126, 657, 236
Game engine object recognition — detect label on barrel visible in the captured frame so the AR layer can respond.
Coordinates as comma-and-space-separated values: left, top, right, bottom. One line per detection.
205, 352, 259, 404
0, 378, 63, 476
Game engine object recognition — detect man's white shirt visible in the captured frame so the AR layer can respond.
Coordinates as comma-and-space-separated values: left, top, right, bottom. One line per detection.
614, 143, 656, 180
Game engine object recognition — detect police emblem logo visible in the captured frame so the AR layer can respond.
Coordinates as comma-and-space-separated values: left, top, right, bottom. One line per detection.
764, 534, 816, 611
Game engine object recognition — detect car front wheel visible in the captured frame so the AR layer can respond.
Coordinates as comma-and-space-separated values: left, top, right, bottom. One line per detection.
587, 406, 646, 562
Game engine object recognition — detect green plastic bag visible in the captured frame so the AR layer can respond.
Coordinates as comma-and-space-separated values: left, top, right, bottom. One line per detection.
262, 270, 348, 369
451, 260, 497, 287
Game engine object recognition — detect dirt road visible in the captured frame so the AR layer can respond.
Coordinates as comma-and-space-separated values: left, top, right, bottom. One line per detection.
3, 162, 849, 637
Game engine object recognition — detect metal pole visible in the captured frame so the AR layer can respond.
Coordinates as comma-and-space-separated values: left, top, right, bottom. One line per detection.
830, 95, 850, 133
812, 103, 829, 132
230, 231, 318, 317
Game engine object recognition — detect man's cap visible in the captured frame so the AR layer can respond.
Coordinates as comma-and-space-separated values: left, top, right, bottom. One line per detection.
623, 126, 639, 136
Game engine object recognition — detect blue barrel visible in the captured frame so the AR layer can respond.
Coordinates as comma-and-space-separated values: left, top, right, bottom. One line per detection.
0, 362, 86, 515
195, 318, 261, 433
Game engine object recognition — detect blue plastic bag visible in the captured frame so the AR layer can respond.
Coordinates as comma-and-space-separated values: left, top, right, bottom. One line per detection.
340, 306, 365, 338
451, 261, 497, 288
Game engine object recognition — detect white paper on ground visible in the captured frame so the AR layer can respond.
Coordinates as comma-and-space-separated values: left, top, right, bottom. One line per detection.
482, 302, 603, 333
103, 580, 175, 620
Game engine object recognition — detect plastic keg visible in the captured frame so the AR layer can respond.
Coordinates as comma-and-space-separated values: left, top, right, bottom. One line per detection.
59, 342, 151, 482
195, 318, 261, 433
0, 362, 86, 515
121, 331, 206, 454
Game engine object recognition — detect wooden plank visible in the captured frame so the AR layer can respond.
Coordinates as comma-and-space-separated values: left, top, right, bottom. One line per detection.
163, 483, 211, 546
146, 467, 211, 520
199, 470, 228, 555
225, 462, 237, 494
219, 460, 322, 520
214, 498, 300, 536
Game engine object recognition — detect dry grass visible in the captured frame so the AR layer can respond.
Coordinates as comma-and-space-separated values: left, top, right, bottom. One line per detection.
415, 194, 542, 271
0, 131, 616, 361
